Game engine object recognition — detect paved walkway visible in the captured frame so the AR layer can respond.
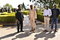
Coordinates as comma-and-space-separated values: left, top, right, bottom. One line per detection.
0, 15, 60, 40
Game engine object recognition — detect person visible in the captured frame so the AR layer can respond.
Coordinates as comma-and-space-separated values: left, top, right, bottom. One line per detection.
51, 5, 60, 32
29, 5, 36, 32
15, 5, 24, 33
43, 6, 52, 32
34, 6, 37, 23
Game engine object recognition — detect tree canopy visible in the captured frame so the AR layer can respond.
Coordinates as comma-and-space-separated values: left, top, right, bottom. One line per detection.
29, 0, 60, 8
3, 3, 13, 8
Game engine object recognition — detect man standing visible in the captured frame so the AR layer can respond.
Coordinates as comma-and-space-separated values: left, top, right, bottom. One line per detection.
16, 5, 24, 33
51, 5, 60, 32
43, 6, 52, 32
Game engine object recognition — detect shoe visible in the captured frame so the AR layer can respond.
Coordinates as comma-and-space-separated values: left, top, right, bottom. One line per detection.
43, 30, 48, 32
20, 31, 24, 32
17, 31, 19, 33
30, 29, 35, 33
54, 30, 57, 33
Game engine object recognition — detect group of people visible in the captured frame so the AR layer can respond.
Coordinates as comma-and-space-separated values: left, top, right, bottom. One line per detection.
43, 5, 60, 33
15, 4, 60, 33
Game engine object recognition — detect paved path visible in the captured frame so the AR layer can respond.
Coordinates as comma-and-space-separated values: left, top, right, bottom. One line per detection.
0, 15, 60, 40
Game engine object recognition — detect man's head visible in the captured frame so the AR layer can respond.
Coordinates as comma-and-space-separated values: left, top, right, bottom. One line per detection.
30, 5, 33, 10
53, 5, 56, 9
45, 6, 49, 10
18, 5, 21, 9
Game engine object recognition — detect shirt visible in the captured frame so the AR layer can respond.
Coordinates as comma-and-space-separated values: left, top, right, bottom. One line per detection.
43, 9, 52, 17
51, 8, 60, 18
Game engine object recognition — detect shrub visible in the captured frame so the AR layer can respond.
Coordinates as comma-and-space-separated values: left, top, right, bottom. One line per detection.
22, 10, 29, 15
37, 14, 44, 22
0, 16, 16, 23
37, 10, 44, 22
0, 12, 16, 23
0, 10, 60, 23
22, 10, 44, 22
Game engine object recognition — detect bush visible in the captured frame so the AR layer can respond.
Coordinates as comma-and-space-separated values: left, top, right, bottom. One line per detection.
0, 16, 16, 23
0, 10, 60, 23
22, 10, 60, 22
22, 10, 29, 15
37, 10, 44, 22
37, 14, 44, 22
0, 12, 16, 23
22, 10, 44, 22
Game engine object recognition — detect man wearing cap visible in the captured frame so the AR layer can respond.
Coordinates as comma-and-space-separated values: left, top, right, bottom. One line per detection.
15, 5, 24, 33
51, 5, 60, 33
43, 6, 52, 32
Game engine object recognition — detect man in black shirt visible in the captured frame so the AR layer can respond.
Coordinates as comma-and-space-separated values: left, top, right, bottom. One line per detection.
16, 5, 24, 33
51, 5, 60, 33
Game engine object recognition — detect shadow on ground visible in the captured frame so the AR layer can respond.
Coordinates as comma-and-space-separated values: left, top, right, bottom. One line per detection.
0, 32, 17, 40
34, 31, 56, 40
12, 32, 32, 40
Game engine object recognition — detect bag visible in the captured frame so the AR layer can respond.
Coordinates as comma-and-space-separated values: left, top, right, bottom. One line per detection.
23, 15, 30, 26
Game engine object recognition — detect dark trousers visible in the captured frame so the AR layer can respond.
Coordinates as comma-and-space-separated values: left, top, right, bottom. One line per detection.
51, 18, 58, 31
17, 20, 23, 32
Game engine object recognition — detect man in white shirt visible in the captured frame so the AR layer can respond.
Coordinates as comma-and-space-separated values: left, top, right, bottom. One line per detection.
43, 6, 52, 32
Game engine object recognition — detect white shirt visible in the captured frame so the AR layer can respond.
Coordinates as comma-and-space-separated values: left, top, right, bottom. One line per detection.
43, 9, 52, 17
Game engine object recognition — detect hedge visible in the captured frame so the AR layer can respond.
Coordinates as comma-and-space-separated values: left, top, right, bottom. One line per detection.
22, 10, 29, 15
0, 10, 60, 23
0, 16, 16, 23
22, 10, 44, 22
22, 10, 60, 22
0, 12, 16, 23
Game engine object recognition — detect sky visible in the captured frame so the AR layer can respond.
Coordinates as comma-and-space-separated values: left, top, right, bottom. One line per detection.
0, 0, 32, 8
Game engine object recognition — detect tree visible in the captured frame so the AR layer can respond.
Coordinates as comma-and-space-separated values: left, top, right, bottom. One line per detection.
3, 3, 13, 8
3, 3, 13, 12
22, 3, 26, 10
30, 0, 55, 8
54, 0, 60, 8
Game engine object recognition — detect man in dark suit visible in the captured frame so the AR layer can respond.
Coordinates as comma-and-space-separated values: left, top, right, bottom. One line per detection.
15, 5, 24, 33
51, 5, 60, 33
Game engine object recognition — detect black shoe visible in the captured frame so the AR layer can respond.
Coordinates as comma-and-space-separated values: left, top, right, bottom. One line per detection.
17, 31, 19, 33
43, 30, 48, 32
20, 31, 24, 32
54, 30, 57, 33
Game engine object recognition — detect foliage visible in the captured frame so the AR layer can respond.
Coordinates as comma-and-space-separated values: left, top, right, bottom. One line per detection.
22, 10, 29, 15
0, 12, 16, 23
30, 0, 60, 8
3, 3, 13, 8
0, 10, 60, 23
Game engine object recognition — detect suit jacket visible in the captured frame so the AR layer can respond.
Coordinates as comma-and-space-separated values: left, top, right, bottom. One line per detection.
15, 9, 24, 21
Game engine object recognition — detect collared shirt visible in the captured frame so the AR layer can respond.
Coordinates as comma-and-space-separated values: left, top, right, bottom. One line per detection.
43, 9, 52, 17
